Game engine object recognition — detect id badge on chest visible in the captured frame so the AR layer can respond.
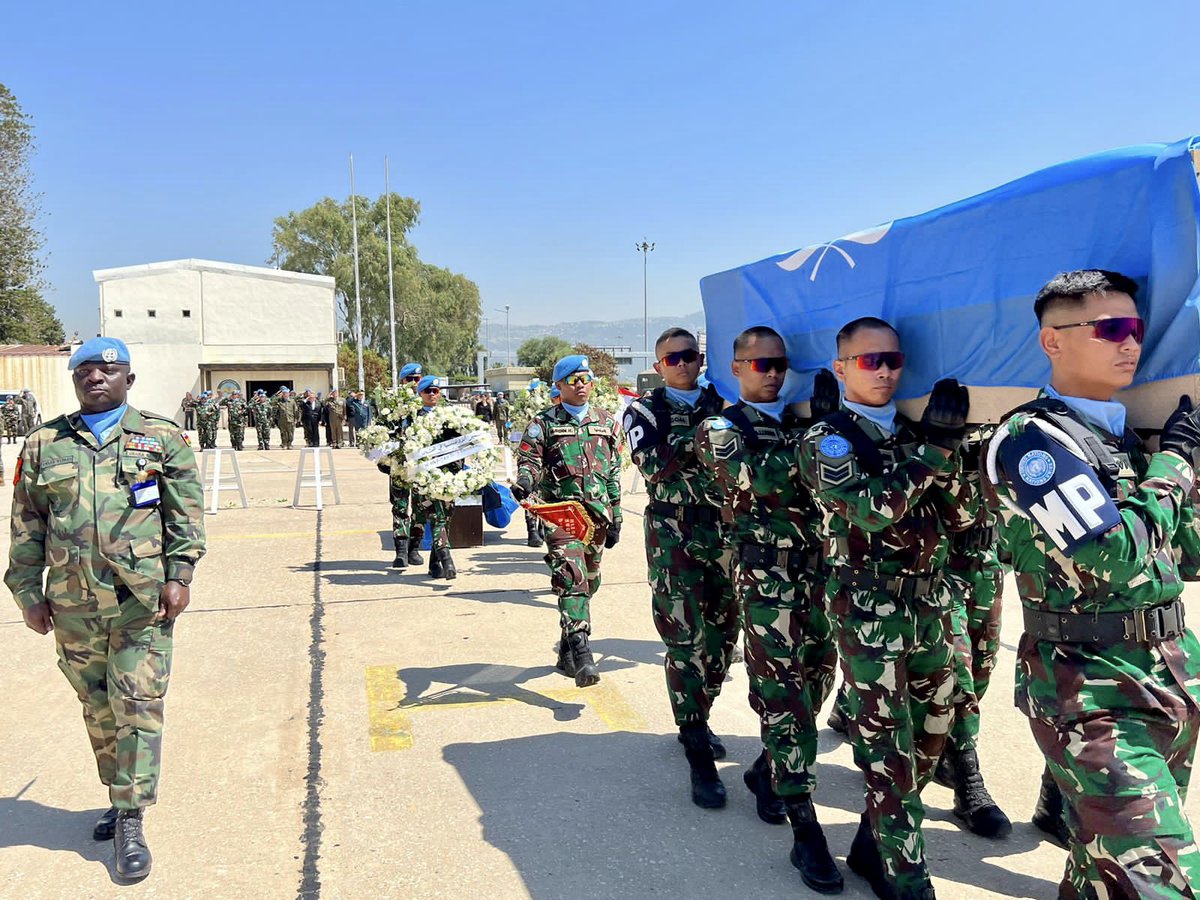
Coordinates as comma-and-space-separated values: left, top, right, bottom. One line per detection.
131, 479, 161, 508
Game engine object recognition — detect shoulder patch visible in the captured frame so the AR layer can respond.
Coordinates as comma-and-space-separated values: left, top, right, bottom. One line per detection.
527, 423, 542, 439
708, 417, 732, 431
819, 434, 851, 459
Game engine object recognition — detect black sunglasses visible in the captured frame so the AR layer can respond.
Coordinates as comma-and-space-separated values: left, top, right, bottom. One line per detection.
734, 356, 789, 374
660, 348, 700, 367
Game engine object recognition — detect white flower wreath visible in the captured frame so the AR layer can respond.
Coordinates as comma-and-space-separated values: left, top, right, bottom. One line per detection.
399, 404, 501, 501
369, 384, 423, 430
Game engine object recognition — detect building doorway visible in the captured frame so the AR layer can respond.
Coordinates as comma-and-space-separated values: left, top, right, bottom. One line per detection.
248, 379, 292, 397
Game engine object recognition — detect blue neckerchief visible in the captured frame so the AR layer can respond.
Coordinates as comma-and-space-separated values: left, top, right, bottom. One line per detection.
81, 404, 127, 444
665, 386, 702, 408
561, 401, 590, 421
741, 397, 786, 420
1045, 384, 1127, 436
844, 399, 897, 435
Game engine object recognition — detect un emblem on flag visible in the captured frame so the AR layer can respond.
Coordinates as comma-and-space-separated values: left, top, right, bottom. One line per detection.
1018, 449, 1056, 486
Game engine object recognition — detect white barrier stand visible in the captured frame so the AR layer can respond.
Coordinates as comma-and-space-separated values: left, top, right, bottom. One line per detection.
502, 445, 515, 482
628, 468, 644, 495
293, 447, 341, 509
201, 448, 248, 514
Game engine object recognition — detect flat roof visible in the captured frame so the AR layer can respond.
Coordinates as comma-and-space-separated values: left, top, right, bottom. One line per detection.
93, 258, 335, 288
0, 343, 74, 357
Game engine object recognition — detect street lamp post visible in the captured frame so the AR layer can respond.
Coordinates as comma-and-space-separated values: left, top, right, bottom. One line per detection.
494, 305, 511, 366
636, 240, 654, 369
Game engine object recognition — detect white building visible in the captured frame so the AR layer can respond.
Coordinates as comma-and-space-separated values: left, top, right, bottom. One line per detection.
94, 259, 338, 421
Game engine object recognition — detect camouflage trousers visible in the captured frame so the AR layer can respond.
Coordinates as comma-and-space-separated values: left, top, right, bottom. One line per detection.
229, 423, 245, 451
546, 524, 607, 635
278, 422, 295, 449
198, 419, 218, 449
1031, 698, 1200, 898
832, 581, 955, 893
254, 422, 271, 449
645, 513, 738, 727
417, 495, 452, 552
944, 557, 1004, 751
389, 480, 435, 547
52, 590, 173, 810
733, 552, 836, 798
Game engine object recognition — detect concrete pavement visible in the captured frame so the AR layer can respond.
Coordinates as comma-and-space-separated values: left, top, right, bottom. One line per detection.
0, 439, 1195, 899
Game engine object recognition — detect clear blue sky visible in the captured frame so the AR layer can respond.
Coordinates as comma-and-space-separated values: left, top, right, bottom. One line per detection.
3, 1, 1196, 341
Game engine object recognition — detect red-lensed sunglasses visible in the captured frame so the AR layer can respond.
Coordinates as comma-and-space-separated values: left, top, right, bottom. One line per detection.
660, 348, 700, 366
1050, 317, 1144, 345
734, 356, 788, 374
838, 351, 906, 371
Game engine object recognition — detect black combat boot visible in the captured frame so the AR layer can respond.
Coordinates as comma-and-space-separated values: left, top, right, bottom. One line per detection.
846, 813, 891, 899
391, 538, 410, 569
526, 521, 542, 547
428, 551, 445, 579
567, 632, 600, 687
785, 796, 843, 894
1032, 767, 1071, 849
742, 750, 787, 824
93, 806, 119, 841
676, 726, 726, 760
554, 632, 577, 677
678, 723, 727, 809
408, 544, 424, 566
943, 745, 1011, 838
438, 549, 457, 580
113, 809, 152, 879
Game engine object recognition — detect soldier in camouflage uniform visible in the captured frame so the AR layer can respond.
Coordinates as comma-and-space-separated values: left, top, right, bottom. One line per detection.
985, 270, 1200, 899
930, 424, 1012, 839
513, 354, 622, 689
249, 389, 273, 450
2, 397, 20, 442
221, 389, 248, 451
273, 387, 300, 450
799, 318, 975, 900
413, 375, 457, 580
195, 390, 220, 450
625, 328, 739, 812
324, 388, 345, 449
386, 364, 428, 570
695, 326, 842, 893
4, 337, 205, 881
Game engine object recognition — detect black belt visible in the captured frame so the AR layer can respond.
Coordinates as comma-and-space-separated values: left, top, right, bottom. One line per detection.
834, 567, 942, 602
955, 524, 998, 552
1023, 601, 1186, 644
646, 500, 722, 525
739, 543, 823, 571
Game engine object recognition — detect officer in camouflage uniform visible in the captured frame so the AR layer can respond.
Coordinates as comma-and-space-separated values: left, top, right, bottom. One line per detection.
929, 424, 1012, 839
413, 375, 457, 580
221, 389, 248, 451
513, 354, 622, 688
521, 386, 559, 547
386, 364, 428, 570
799, 317, 975, 900
195, 390, 220, 450
249, 389, 273, 450
273, 387, 300, 450
695, 326, 842, 893
985, 270, 1200, 899
2, 397, 20, 443
625, 328, 738, 811
5, 337, 205, 881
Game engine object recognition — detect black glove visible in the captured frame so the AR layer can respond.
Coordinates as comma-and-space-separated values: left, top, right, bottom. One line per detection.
605, 522, 621, 548
919, 378, 970, 451
810, 368, 840, 420
511, 480, 530, 502
1160, 395, 1200, 469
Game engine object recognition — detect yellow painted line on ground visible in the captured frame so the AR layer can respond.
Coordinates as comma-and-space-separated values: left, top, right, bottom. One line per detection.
542, 683, 647, 732
364, 665, 414, 752
210, 528, 381, 543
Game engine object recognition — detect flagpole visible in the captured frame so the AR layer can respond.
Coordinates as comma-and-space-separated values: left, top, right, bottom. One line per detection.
385, 156, 398, 387
349, 153, 365, 392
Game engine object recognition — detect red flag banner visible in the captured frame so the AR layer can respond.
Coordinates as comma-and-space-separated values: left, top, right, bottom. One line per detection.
522, 500, 595, 543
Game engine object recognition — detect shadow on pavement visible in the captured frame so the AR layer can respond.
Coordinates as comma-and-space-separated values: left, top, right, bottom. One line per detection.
0, 788, 131, 883
396, 663, 587, 722
444, 732, 1059, 899
589, 637, 666, 667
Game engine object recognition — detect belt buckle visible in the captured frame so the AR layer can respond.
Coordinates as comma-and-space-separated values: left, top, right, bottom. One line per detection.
1130, 607, 1148, 642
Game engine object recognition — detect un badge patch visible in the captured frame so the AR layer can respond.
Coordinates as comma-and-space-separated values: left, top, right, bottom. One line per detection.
1018, 449, 1055, 486
819, 435, 851, 459
527, 423, 542, 440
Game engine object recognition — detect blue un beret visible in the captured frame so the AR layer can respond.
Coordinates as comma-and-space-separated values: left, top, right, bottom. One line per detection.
552, 354, 591, 384
68, 337, 130, 369
399, 362, 424, 379
550, 385, 561, 399
417, 375, 443, 393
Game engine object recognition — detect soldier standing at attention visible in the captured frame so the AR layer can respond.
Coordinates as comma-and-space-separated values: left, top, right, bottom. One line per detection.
324, 388, 345, 448
799, 317, 975, 900
494, 392, 510, 443
299, 390, 322, 448
694, 326, 842, 894
2, 397, 20, 443
625, 328, 738, 812
221, 389, 248, 452
387, 363, 428, 570
985, 270, 1200, 898
181, 391, 196, 431
512, 355, 622, 689
249, 389, 273, 450
195, 391, 220, 450
5, 337, 205, 881
273, 387, 299, 451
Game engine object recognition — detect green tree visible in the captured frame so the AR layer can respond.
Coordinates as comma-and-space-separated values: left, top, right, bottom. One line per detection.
572, 343, 618, 382
0, 83, 62, 344
338, 343, 389, 391
517, 335, 573, 381
270, 193, 481, 377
